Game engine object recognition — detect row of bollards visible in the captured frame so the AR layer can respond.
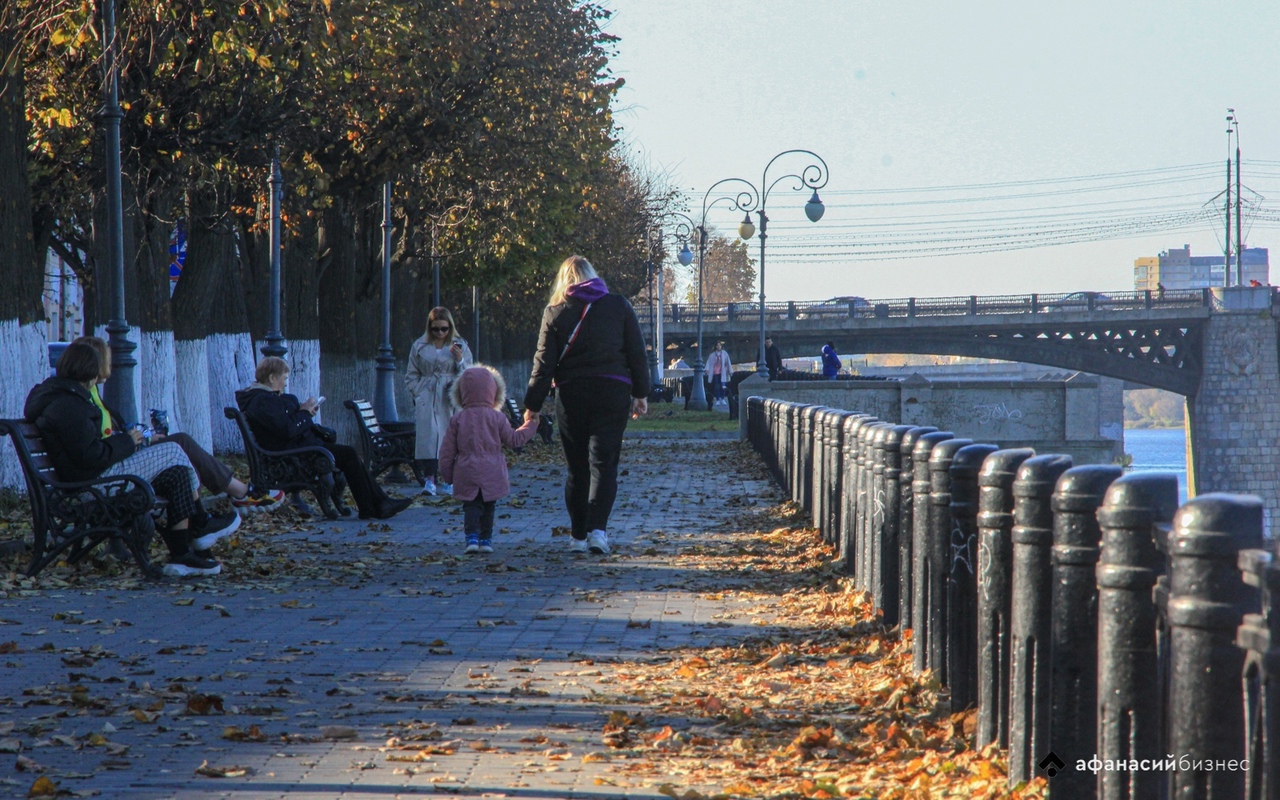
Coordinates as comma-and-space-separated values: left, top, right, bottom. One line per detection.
746, 396, 1272, 799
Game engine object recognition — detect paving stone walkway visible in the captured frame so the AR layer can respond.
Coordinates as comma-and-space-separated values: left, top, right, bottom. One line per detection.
0, 438, 784, 799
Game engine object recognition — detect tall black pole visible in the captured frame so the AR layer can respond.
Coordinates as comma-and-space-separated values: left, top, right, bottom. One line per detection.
471, 285, 479, 360
756, 209, 769, 373
261, 147, 287, 358
1225, 156, 1232, 287
1236, 140, 1243, 286
688, 227, 709, 411
431, 222, 440, 309
373, 181, 398, 422
646, 252, 659, 388
101, 0, 139, 425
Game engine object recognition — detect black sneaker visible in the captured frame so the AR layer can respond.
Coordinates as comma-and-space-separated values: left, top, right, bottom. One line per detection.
191, 513, 241, 551
163, 551, 221, 577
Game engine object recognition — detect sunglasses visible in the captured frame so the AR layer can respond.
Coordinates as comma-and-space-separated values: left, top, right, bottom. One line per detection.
430, 325, 451, 333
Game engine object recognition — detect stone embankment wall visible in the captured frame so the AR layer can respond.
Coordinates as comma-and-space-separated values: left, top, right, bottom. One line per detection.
737, 372, 1125, 466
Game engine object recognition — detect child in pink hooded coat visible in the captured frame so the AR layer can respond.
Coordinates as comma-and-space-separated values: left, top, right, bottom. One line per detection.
439, 365, 539, 553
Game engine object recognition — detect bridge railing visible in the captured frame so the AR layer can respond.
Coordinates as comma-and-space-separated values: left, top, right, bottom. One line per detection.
746, 395, 1269, 796
641, 288, 1212, 325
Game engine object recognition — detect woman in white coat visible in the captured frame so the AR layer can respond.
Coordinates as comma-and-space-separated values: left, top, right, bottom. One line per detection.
406, 306, 472, 495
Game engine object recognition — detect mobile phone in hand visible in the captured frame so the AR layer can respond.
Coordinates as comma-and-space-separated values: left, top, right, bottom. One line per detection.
316, 396, 326, 406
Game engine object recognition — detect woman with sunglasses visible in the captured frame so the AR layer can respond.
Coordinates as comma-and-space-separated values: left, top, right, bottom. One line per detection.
406, 306, 472, 495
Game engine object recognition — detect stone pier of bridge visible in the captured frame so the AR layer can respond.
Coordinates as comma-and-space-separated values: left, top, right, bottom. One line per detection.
1188, 287, 1280, 530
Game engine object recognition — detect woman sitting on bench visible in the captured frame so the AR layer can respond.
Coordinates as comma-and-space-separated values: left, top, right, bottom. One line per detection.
236, 357, 411, 521
23, 342, 237, 577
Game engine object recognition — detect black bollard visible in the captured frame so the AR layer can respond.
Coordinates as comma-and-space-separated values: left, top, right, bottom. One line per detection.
1167, 494, 1262, 799
1048, 464, 1122, 798
912, 431, 954, 673
840, 414, 871, 575
827, 411, 854, 547
789, 404, 810, 505
877, 425, 914, 629
1007, 453, 1073, 786
927, 437, 974, 685
802, 406, 825, 516
855, 419, 883, 590
1239, 548, 1280, 800
1095, 472, 1179, 800
947, 443, 999, 711
976, 448, 1035, 749
811, 409, 829, 536
867, 423, 894, 611
899, 426, 938, 634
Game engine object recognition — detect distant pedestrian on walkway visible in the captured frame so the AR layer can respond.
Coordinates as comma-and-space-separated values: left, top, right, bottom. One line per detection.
406, 307, 472, 497
821, 341, 841, 379
765, 336, 783, 380
439, 366, 539, 555
706, 341, 732, 406
525, 255, 651, 555
669, 355, 689, 370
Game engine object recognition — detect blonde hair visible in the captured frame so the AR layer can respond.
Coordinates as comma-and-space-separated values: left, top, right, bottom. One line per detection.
549, 255, 598, 306
426, 307, 458, 344
73, 336, 112, 381
255, 356, 290, 385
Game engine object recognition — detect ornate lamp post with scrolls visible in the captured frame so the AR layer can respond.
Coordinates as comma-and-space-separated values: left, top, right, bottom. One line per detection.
643, 213, 697, 389
720, 150, 829, 372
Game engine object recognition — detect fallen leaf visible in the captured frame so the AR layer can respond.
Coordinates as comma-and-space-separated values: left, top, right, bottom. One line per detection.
26, 776, 57, 798
194, 760, 251, 778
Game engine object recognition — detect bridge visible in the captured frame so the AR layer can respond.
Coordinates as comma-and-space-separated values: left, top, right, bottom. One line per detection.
641, 285, 1280, 522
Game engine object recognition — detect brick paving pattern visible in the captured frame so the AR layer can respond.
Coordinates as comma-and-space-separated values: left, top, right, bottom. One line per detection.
0, 438, 780, 799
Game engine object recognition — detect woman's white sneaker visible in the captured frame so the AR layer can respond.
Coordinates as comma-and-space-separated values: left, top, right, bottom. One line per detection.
568, 536, 589, 554
587, 530, 609, 554
421, 479, 438, 496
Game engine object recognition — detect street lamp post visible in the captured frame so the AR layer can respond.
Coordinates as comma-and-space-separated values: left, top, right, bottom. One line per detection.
643, 214, 696, 391
373, 180, 398, 422
261, 146, 287, 359
734, 150, 829, 372
101, 0, 139, 425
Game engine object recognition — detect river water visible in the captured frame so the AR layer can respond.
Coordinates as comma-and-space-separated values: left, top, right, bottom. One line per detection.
1124, 427, 1188, 503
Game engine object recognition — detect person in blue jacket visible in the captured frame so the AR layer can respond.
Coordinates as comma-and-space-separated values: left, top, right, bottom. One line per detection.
821, 342, 841, 379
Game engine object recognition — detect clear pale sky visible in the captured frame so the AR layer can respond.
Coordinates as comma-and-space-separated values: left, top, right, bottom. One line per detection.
602, 0, 1280, 301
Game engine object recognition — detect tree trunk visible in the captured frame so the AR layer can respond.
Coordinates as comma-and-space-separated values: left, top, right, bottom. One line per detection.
317, 195, 381, 443
173, 183, 254, 453
0, 24, 52, 486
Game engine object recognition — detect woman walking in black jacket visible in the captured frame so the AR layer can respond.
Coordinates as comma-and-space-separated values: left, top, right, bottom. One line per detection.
524, 255, 650, 555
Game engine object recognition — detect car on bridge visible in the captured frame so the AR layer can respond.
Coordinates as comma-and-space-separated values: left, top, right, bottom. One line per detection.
1041, 291, 1112, 312
797, 296, 871, 319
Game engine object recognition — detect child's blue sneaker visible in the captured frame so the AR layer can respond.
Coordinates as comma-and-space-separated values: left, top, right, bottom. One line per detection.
478, 538, 494, 554
465, 534, 480, 554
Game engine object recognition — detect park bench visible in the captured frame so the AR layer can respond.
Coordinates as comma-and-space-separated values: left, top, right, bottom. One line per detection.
223, 407, 341, 519
343, 399, 422, 483
0, 419, 163, 578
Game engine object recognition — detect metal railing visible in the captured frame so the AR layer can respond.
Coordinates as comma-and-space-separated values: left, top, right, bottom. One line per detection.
746, 396, 1273, 797
640, 288, 1216, 325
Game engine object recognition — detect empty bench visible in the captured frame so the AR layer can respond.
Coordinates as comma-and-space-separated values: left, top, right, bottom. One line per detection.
343, 399, 422, 483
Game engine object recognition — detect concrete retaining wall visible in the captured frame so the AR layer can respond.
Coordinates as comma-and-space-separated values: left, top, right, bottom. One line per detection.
737, 372, 1125, 465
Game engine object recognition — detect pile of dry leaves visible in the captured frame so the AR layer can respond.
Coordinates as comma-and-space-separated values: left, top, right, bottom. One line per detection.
588, 516, 1047, 799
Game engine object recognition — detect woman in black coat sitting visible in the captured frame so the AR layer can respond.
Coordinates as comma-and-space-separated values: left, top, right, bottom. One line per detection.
235, 356, 411, 520
23, 342, 237, 576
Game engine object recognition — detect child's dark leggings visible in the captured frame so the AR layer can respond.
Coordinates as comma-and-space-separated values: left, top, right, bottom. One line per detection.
463, 490, 496, 537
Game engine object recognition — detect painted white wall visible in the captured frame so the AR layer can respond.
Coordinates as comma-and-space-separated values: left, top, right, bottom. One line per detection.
139, 330, 181, 437
207, 332, 256, 454
175, 338, 213, 452
0, 320, 49, 488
